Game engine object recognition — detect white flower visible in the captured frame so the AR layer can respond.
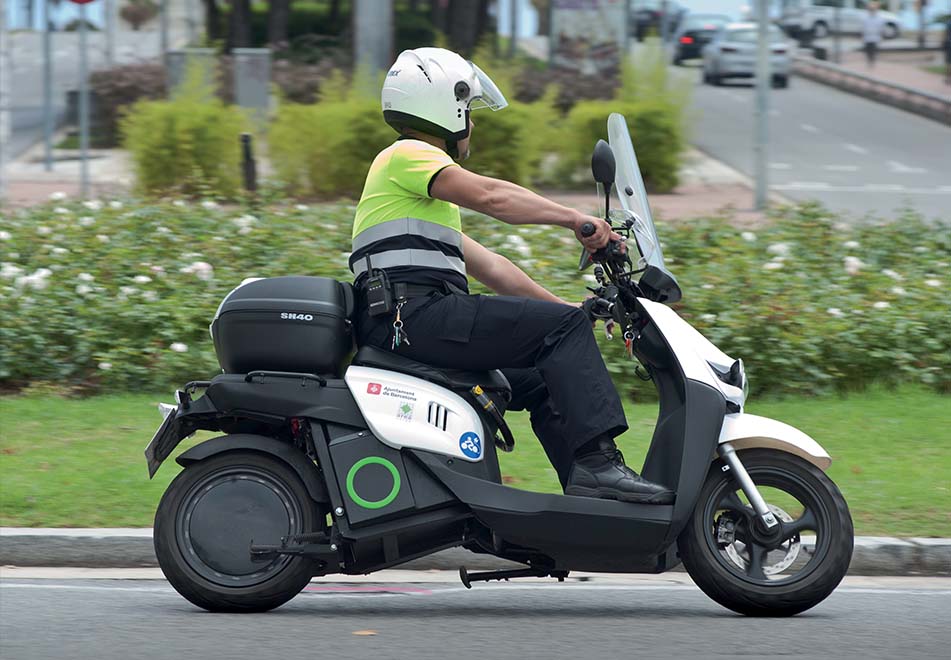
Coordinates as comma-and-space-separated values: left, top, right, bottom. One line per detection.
763, 261, 783, 270
180, 261, 214, 281
17, 268, 52, 290
119, 286, 137, 296
34, 268, 52, 279
172, 200, 187, 207
83, 200, 103, 211
76, 284, 93, 295
133, 275, 152, 284
109, 201, 123, 209
77, 272, 95, 282
150, 265, 165, 274
201, 200, 219, 210
170, 342, 188, 353
700, 313, 717, 323
96, 234, 110, 243
506, 234, 531, 257
142, 290, 158, 302
843, 240, 860, 249
701, 283, 714, 290
0, 230, 11, 240
740, 231, 756, 242
51, 247, 69, 255
872, 301, 890, 309
827, 307, 844, 317
232, 214, 257, 229
891, 286, 906, 296
49, 191, 67, 201
767, 242, 790, 257
843, 256, 864, 275
78, 216, 95, 227
924, 279, 942, 288
881, 268, 903, 281
37, 226, 52, 236
98, 362, 112, 370
295, 204, 309, 211
156, 226, 171, 235
1, 263, 24, 279
54, 207, 70, 215
913, 246, 928, 253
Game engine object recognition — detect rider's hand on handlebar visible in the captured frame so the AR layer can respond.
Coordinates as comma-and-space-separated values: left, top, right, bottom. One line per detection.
573, 216, 626, 253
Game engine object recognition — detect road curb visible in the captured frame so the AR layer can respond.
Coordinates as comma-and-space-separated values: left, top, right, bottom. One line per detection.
2, 529, 948, 576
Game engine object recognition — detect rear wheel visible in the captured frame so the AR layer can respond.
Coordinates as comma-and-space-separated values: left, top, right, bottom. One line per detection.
154, 451, 323, 612
679, 449, 853, 616
813, 21, 829, 39
773, 75, 789, 89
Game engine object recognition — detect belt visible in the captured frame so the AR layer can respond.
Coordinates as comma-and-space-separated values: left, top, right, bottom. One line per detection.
356, 279, 467, 301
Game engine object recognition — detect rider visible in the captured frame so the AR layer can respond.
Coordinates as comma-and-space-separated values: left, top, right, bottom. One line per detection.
351, 47, 674, 505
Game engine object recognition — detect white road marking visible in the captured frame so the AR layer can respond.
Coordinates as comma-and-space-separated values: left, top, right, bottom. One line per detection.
887, 160, 928, 174
769, 163, 792, 170
782, 181, 832, 189
864, 183, 905, 191
844, 143, 869, 155
800, 123, 819, 133
771, 183, 951, 194
822, 165, 860, 172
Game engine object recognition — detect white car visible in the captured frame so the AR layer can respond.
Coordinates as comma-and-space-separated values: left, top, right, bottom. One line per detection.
779, 0, 901, 39
702, 23, 792, 88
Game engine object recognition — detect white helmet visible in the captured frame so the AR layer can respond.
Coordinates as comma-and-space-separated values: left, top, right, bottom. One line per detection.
381, 47, 508, 153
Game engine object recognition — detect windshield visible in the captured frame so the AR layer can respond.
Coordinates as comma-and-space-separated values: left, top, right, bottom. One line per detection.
607, 112, 666, 271
725, 27, 786, 43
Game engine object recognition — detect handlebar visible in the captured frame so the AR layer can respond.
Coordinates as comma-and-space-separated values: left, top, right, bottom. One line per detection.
580, 222, 596, 238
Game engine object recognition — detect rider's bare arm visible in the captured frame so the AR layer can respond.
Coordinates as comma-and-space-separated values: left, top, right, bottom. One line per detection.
431, 166, 622, 252
462, 234, 569, 305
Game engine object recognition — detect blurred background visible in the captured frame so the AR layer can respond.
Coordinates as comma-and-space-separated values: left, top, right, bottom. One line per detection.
0, 2, 948, 536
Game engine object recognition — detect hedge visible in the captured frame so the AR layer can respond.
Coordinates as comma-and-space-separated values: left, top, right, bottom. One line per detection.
1, 200, 948, 397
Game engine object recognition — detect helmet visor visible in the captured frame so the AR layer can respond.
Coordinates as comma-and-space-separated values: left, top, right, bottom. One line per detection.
468, 62, 508, 111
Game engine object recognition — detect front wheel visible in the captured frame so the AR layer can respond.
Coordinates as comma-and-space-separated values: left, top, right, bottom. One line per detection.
154, 450, 324, 612
679, 449, 853, 616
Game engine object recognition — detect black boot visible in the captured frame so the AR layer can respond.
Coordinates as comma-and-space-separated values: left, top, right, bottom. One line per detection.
565, 438, 675, 504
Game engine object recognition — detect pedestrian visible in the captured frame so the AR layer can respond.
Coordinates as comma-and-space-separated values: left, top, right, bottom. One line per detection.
350, 47, 676, 504
862, 1, 885, 69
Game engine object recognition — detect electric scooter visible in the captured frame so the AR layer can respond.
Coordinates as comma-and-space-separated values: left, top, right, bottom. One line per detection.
147, 112, 853, 616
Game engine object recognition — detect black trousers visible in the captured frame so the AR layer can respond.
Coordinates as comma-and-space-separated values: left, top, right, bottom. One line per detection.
355, 292, 628, 487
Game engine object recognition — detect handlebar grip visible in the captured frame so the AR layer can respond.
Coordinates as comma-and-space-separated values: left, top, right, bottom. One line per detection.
580, 222, 596, 237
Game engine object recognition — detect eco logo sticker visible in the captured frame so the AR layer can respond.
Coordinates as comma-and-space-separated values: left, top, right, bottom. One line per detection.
397, 401, 414, 421
459, 432, 482, 459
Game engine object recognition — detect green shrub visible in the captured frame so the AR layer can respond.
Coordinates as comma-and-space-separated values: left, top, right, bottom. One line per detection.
120, 66, 247, 198
1, 201, 948, 397
269, 74, 395, 198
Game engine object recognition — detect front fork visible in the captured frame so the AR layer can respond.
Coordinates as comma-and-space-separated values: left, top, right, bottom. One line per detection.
717, 443, 779, 529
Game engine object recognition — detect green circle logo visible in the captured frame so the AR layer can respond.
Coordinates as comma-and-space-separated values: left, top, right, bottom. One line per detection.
345, 457, 401, 510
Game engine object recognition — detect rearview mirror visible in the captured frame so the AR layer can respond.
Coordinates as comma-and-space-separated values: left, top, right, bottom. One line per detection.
591, 140, 616, 189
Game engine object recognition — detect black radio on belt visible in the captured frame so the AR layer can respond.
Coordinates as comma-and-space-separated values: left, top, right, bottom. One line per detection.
366, 255, 405, 317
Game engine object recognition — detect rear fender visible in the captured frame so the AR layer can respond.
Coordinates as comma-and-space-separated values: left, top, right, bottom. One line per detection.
717, 413, 831, 471
176, 434, 330, 504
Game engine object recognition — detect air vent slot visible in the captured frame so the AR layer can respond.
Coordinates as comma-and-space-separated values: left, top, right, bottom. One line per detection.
428, 402, 448, 431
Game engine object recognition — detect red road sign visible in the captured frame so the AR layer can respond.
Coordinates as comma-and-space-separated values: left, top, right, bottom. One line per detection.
68, 0, 97, 5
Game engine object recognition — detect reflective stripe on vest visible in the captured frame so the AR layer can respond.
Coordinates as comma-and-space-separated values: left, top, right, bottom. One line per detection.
350, 216, 465, 277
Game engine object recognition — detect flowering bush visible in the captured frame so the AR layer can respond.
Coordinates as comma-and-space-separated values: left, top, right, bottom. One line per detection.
0, 200, 948, 396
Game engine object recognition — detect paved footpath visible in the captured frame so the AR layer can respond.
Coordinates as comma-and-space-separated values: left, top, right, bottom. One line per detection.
1, 528, 949, 576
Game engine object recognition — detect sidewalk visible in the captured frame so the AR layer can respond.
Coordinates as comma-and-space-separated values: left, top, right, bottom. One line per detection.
838, 49, 950, 98
1, 528, 949, 576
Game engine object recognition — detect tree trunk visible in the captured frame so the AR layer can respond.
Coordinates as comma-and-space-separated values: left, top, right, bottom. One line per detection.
204, 0, 222, 42
446, 0, 483, 56
431, 0, 449, 34
268, 0, 291, 48
228, 0, 253, 50
329, 0, 342, 26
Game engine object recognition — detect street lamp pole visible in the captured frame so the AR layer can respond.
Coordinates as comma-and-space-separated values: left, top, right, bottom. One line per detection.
79, 2, 90, 199
43, 0, 54, 171
753, 0, 770, 211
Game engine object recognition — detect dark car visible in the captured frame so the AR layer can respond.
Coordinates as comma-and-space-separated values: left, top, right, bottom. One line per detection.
630, 0, 686, 42
672, 13, 731, 65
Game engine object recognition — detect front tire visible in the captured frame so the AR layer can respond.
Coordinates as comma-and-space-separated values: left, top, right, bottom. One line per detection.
679, 449, 853, 616
154, 450, 323, 612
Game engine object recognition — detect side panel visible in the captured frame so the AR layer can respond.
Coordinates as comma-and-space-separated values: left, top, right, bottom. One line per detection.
719, 413, 832, 471
345, 366, 485, 462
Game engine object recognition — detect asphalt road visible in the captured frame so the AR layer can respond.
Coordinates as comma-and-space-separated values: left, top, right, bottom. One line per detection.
687, 70, 951, 221
2, 574, 950, 660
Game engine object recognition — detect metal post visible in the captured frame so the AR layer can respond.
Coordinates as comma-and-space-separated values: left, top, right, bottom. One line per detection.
508, 0, 518, 58
833, 4, 841, 64
660, 0, 669, 43
753, 0, 770, 211
0, 3, 9, 200
161, 0, 170, 59
353, 0, 393, 75
104, 0, 117, 66
43, 0, 54, 171
79, 3, 91, 199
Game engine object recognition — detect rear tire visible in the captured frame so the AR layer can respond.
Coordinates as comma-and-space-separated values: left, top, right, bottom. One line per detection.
773, 75, 789, 89
679, 449, 853, 616
154, 450, 322, 612
813, 21, 829, 39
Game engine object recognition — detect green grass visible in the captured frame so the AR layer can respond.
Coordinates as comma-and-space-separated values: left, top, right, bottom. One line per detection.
1, 387, 948, 535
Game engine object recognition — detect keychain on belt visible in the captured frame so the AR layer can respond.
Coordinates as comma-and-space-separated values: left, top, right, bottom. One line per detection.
392, 300, 411, 349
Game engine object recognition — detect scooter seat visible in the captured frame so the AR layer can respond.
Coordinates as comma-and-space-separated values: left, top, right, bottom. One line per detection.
351, 345, 511, 400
